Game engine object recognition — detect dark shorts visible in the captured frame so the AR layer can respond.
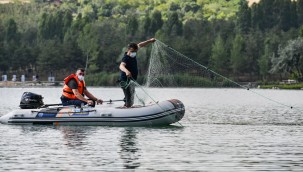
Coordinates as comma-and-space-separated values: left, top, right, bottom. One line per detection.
120, 81, 135, 107
60, 96, 87, 107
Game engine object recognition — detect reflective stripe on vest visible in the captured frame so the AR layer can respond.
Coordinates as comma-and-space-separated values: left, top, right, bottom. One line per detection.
62, 74, 86, 99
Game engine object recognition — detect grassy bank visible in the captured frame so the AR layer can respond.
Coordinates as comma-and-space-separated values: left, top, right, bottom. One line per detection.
259, 83, 303, 89
85, 73, 239, 87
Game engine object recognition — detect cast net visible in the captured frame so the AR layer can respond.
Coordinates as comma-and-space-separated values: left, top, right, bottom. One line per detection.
122, 39, 302, 127
128, 40, 245, 106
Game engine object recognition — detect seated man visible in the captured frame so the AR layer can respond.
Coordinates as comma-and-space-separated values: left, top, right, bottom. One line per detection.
60, 68, 103, 106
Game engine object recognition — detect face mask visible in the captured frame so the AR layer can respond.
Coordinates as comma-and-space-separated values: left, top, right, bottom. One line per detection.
78, 75, 84, 81
129, 52, 136, 58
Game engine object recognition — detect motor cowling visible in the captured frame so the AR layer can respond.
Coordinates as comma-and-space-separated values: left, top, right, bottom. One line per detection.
19, 92, 44, 109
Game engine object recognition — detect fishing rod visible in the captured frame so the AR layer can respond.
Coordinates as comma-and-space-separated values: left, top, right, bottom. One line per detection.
40, 103, 63, 108
40, 99, 124, 107
103, 99, 124, 104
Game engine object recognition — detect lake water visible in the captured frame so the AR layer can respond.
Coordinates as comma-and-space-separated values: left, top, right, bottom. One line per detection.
0, 87, 303, 171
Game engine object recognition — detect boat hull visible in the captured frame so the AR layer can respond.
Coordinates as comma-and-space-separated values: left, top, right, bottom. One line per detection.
0, 99, 185, 126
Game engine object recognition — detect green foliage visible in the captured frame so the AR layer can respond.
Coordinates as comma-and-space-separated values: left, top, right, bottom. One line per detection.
148, 74, 236, 87
37, 39, 63, 71
230, 34, 245, 74
5, 18, 19, 43
258, 43, 270, 80
201, 0, 240, 20
126, 16, 139, 38
149, 11, 163, 36
210, 35, 228, 74
1, 0, 303, 85
298, 0, 303, 25
162, 12, 183, 36
259, 83, 303, 89
270, 37, 303, 80
77, 23, 100, 70
237, 0, 251, 33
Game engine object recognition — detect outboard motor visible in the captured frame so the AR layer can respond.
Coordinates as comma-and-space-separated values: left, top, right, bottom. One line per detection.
19, 92, 44, 109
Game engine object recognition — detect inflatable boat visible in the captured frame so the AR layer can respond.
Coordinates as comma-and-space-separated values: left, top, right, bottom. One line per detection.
0, 92, 185, 126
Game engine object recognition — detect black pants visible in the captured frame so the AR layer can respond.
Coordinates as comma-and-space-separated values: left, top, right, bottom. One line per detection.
121, 83, 135, 107
60, 96, 95, 107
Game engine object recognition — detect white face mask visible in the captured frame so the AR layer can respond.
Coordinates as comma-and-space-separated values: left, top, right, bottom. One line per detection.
129, 52, 137, 58
78, 75, 84, 81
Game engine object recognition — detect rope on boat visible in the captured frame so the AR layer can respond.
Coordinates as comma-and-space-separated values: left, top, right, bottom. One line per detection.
130, 78, 183, 127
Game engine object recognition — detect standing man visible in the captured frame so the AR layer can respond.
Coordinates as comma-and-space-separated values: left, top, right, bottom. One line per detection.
61, 68, 103, 106
119, 38, 156, 108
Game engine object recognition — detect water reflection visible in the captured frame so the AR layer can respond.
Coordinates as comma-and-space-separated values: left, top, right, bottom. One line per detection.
56, 126, 92, 148
20, 125, 50, 133
119, 128, 140, 169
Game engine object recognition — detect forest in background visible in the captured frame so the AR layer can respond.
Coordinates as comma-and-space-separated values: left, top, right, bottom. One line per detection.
1, 0, 303, 86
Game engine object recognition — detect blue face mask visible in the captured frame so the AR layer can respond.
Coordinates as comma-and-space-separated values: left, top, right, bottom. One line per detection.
130, 52, 137, 58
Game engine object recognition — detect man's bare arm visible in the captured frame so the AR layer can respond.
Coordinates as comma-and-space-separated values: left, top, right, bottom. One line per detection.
72, 89, 90, 103
138, 38, 156, 48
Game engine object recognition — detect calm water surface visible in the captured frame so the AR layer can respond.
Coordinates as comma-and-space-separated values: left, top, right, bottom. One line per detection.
0, 87, 303, 171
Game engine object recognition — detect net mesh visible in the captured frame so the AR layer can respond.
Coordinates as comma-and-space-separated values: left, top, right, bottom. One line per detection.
145, 40, 239, 88
122, 40, 302, 125
129, 40, 242, 106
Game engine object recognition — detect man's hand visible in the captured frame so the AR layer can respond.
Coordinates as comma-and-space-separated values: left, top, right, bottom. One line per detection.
96, 99, 103, 105
87, 100, 94, 105
149, 38, 156, 42
125, 71, 132, 78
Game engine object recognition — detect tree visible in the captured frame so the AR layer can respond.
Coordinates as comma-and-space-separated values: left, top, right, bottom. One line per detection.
149, 11, 163, 36
237, 0, 251, 33
251, 3, 262, 30
270, 37, 303, 80
53, 11, 64, 41
126, 16, 139, 38
290, 1, 298, 28
210, 35, 228, 73
230, 34, 245, 74
0, 46, 9, 73
77, 23, 99, 72
62, 11, 73, 37
38, 13, 49, 40
163, 12, 182, 36
297, 0, 303, 26
5, 18, 19, 43
279, 0, 292, 31
258, 43, 271, 81
143, 15, 151, 36
37, 39, 63, 76
258, 0, 276, 30
245, 31, 263, 76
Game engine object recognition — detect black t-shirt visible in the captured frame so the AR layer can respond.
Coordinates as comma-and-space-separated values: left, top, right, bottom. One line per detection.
120, 53, 138, 81
67, 78, 78, 89
67, 78, 86, 90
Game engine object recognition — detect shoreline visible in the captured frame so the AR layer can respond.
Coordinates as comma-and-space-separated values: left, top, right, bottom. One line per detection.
258, 83, 303, 90
0, 81, 63, 87
1, 81, 303, 90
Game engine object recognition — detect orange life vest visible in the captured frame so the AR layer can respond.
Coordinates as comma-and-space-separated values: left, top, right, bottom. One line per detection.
62, 74, 86, 99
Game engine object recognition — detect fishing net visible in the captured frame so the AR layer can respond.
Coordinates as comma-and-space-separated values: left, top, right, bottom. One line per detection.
146, 40, 237, 88
127, 40, 243, 107
121, 40, 301, 126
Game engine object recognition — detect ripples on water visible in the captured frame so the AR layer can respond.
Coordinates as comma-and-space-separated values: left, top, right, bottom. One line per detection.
0, 88, 303, 171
